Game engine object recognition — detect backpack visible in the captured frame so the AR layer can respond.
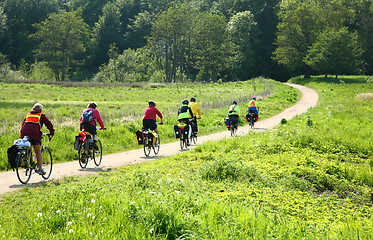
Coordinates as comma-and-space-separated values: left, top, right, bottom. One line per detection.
7, 145, 19, 170
82, 109, 94, 123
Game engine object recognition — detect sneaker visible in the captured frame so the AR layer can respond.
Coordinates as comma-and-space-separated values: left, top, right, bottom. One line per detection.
36, 167, 46, 175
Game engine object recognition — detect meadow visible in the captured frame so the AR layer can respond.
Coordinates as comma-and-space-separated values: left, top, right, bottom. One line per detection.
0, 76, 372, 239
0, 78, 299, 170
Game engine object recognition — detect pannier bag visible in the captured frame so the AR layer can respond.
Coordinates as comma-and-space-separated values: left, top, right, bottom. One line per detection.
151, 132, 158, 145
136, 130, 144, 144
74, 135, 81, 150
174, 125, 180, 139
224, 118, 230, 128
7, 145, 19, 170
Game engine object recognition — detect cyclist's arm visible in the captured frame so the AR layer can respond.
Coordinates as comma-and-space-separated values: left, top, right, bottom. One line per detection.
94, 110, 105, 129
156, 108, 163, 123
197, 105, 202, 118
41, 113, 55, 136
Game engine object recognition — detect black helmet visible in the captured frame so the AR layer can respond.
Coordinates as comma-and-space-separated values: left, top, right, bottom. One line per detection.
182, 99, 189, 104
233, 101, 237, 105
190, 97, 196, 102
88, 101, 98, 109
148, 100, 156, 106
252, 96, 256, 100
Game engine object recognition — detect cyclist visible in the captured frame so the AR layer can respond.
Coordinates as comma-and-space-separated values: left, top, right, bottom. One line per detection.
80, 102, 105, 154
20, 103, 54, 175
247, 96, 259, 122
228, 101, 240, 129
142, 100, 163, 134
178, 99, 195, 145
188, 97, 202, 135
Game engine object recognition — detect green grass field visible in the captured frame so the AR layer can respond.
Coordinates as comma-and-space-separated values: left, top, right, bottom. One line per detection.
0, 78, 298, 170
1, 76, 372, 239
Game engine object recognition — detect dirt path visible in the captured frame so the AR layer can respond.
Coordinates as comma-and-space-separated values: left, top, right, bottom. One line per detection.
0, 83, 318, 196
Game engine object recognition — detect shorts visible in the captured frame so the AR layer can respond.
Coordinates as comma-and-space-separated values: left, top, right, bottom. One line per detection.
80, 123, 97, 135
143, 119, 157, 131
29, 138, 41, 146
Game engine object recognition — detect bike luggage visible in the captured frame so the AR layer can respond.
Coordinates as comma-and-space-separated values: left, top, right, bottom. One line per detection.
174, 125, 180, 139
74, 135, 81, 150
7, 144, 19, 170
224, 118, 230, 128
136, 130, 144, 144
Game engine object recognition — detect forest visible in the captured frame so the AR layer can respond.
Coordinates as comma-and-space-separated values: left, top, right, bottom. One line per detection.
0, 0, 372, 82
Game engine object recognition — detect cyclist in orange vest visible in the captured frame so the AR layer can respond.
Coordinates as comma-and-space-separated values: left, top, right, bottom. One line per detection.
247, 97, 259, 122
20, 103, 54, 175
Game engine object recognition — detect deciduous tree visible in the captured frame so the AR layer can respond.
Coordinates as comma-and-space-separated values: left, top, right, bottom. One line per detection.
31, 9, 90, 81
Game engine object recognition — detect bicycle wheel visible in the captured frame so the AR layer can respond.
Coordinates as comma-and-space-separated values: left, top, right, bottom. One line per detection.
153, 136, 160, 155
16, 150, 32, 184
41, 146, 53, 179
191, 133, 197, 145
78, 143, 88, 168
230, 126, 237, 137
93, 140, 102, 166
143, 135, 151, 157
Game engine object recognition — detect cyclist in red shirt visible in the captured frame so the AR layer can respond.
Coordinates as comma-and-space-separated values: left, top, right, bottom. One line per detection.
142, 100, 163, 133
20, 103, 54, 175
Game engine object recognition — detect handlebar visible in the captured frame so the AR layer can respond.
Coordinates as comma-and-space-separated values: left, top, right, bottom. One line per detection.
42, 133, 52, 142
157, 122, 164, 125
98, 127, 107, 130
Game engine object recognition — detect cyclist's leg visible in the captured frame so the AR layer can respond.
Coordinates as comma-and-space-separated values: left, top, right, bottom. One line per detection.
33, 144, 42, 168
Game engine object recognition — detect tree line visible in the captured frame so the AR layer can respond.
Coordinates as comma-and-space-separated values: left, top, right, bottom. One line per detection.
0, 0, 372, 82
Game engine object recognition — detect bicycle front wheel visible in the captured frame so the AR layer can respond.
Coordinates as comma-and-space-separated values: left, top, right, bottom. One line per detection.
41, 146, 53, 179
93, 140, 102, 166
16, 151, 32, 184
78, 143, 88, 168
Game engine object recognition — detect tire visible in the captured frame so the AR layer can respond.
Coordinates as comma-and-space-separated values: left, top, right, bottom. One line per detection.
143, 135, 151, 157
153, 136, 160, 155
191, 133, 197, 145
16, 150, 32, 184
41, 146, 53, 180
93, 140, 102, 166
230, 126, 237, 137
78, 143, 88, 168
180, 131, 186, 150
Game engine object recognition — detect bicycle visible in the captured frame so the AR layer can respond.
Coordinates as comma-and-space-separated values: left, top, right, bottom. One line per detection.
14, 134, 53, 184
76, 128, 104, 168
247, 110, 256, 129
190, 118, 200, 145
178, 122, 192, 150
229, 116, 239, 137
142, 123, 162, 157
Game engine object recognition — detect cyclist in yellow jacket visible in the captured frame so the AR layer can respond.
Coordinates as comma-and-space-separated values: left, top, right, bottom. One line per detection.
228, 101, 240, 129
188, 97, 202, 135
178, 99, 195, 144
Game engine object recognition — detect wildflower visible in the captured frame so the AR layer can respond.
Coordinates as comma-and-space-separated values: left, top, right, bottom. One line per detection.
37, 213, 42, 217
67, 222, 73, 226
130, 201, 135, 205
99, 206, 103, 209
56, 210, 61, 214
149, 228, 154, 234
87, 213, 92, 218
91, 199, 95, 203
69, 229, 73, 233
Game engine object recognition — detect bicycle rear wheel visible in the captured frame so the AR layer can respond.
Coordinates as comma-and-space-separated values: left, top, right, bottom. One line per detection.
143, 135, 151, 156
78, 143, 88, 168
230, 126, 237, 137
93, 140, 102, 166
16, 151, 32, 184
41, 146, 53, 179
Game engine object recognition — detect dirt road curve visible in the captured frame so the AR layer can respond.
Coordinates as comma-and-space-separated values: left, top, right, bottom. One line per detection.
0, 83, 318, 196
